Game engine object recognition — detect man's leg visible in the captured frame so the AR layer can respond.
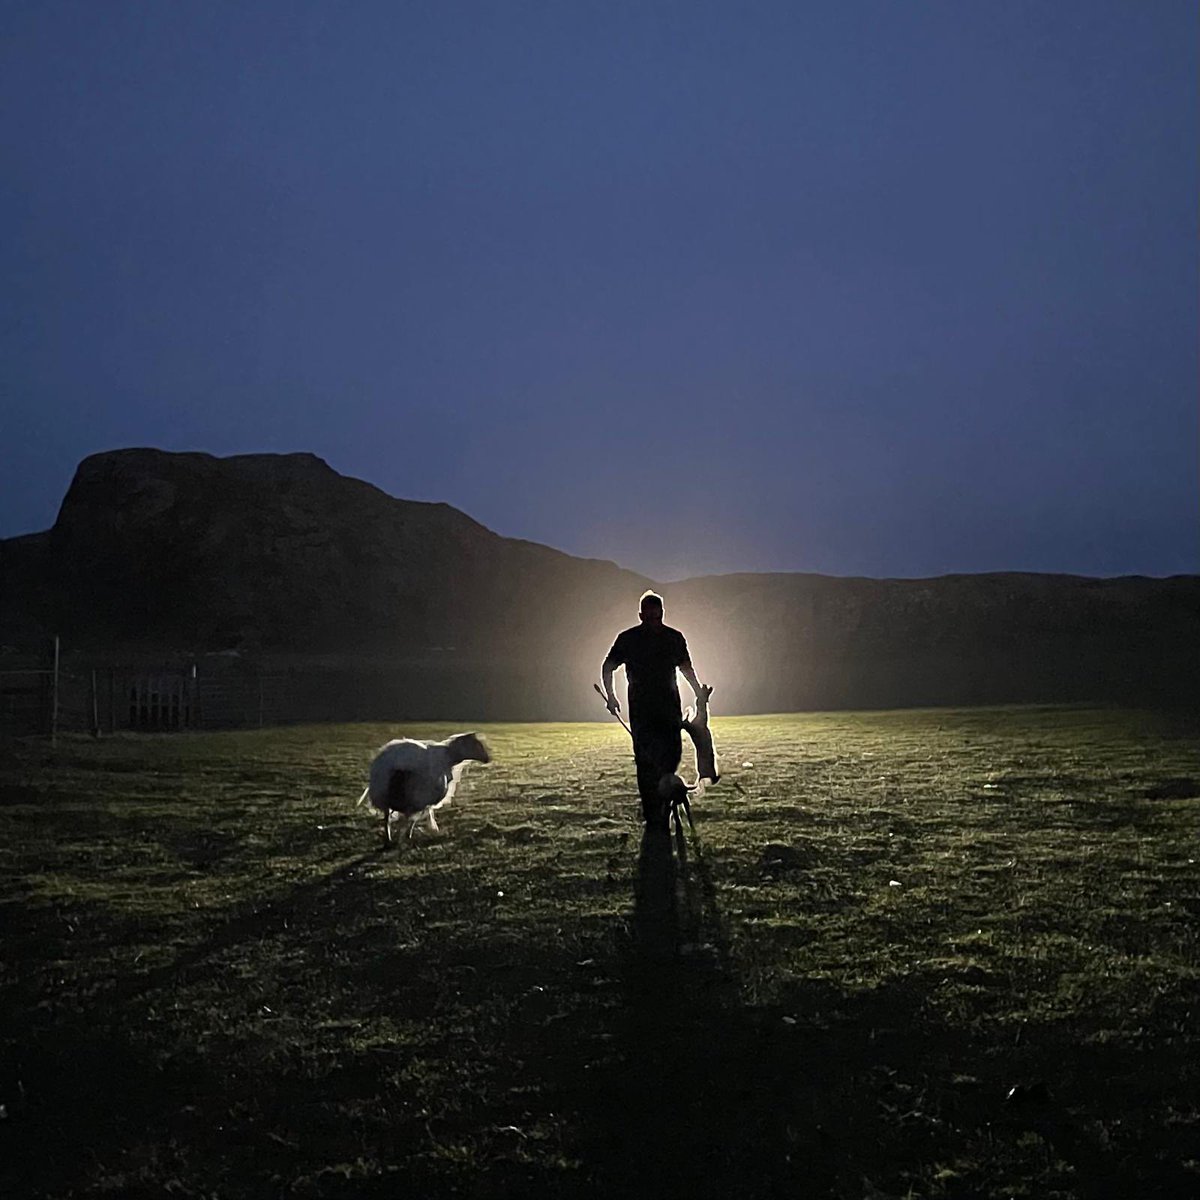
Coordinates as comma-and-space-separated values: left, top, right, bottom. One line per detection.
633, 718, 682, 831
632, 726, 662, 827
662, 723, 683, 778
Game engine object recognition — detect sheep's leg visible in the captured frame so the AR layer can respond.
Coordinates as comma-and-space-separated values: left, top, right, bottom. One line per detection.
426, 809, 439, 834
406, 815, 419, 841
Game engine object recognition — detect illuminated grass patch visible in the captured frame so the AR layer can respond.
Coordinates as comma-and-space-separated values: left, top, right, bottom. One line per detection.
2, 708, 1198, 1198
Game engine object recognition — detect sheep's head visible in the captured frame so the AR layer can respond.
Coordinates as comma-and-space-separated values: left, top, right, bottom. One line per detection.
447, 732, 491, 764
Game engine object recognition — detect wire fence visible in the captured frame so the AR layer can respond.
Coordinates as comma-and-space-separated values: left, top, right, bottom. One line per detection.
0, 663, 290, 736
0, 638, 575, 736
6, 621, 1196, 739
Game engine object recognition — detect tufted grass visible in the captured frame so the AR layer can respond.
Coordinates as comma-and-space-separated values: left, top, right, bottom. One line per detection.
2, 706, 1198, 1198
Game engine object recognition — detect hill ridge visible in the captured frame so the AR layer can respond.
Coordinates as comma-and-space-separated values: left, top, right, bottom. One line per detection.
2, 448, 1196, 717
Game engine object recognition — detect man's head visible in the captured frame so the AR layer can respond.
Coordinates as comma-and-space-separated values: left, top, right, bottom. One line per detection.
638, 590, 664, 624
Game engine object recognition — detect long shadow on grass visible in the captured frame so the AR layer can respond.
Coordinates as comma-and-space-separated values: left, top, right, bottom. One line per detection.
5, 827, 1195, 1199
574, 825, 828, 1197
572, 827, 1196, 1200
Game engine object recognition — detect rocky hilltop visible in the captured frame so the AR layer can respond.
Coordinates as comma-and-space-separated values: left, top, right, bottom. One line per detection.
1, 449, 1196, 718
3, 448, 646, 652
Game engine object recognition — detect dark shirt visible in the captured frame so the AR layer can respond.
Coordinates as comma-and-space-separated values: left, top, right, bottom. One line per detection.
605, 623, 690, 722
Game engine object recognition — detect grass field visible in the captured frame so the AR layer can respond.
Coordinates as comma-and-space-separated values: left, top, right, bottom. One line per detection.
2, 706, 1199, 1199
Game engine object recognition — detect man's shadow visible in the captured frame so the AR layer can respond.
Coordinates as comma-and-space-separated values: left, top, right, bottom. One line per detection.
630, 820, 720, 966
582, 826, 750, 1194
631, 828, 681, 964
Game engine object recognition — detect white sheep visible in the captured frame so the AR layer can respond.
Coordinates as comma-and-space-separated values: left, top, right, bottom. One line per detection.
357, 732, 491, 841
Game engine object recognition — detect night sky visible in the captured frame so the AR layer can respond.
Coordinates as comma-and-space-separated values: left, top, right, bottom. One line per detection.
3, 1, 1196, 580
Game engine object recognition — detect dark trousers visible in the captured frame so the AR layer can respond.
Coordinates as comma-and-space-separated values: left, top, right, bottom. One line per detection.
631, 714, 682, 826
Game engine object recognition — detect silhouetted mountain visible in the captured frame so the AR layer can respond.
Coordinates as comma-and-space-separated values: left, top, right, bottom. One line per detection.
5, 448, 646, 656
2, 449, 1196, 719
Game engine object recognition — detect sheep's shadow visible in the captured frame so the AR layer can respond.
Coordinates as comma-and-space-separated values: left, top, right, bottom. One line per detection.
126, 846, 394, 1005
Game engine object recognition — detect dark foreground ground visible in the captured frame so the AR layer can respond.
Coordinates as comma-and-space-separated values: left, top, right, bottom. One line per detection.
2, 706, 1198, 1198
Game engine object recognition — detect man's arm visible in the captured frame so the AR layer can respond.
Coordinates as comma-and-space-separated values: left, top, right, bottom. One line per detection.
676, 632, 704, 699
601, 652, 621, 714
679, 658, 704, 699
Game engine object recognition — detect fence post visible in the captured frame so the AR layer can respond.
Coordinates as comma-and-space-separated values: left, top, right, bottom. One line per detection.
91, 669, 100, 737
50, 635, 60, 746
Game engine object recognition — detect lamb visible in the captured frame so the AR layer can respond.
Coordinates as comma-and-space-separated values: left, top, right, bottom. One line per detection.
681, 683, 719, 787
357, 732, 491, 841
663, 685, 721, 834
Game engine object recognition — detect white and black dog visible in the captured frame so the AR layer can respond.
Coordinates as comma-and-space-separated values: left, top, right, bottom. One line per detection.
357, 732, 490, 841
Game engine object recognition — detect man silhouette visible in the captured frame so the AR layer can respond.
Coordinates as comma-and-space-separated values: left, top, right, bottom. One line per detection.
601, 590, 707, 831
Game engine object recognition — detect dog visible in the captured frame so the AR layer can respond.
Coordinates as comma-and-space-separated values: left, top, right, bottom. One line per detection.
659, 770, 693, 834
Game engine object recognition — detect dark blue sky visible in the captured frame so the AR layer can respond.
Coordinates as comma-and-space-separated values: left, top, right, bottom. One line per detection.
3, 1, 1196, 579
